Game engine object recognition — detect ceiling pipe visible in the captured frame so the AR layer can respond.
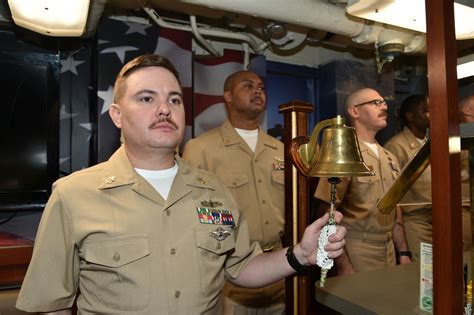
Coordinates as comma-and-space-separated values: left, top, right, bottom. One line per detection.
242, 42, 250, 69
190, 15, 220, 56
142, 6, 266, 54
353, 22, 426, 53
178, 0, 365, 37
177, 0, 427, 53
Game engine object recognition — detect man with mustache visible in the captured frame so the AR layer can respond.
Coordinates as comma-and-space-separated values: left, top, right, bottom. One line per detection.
16, 55, 347, 314
384, 95, 430, 262
183, 70, 286, 314
314, 87, 411, 275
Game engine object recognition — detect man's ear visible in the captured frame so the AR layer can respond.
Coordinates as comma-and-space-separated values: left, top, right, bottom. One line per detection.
109, 103, 122, 129
347, 106, 358, 119
223, 91, 232, 103
405, 112, 415, 123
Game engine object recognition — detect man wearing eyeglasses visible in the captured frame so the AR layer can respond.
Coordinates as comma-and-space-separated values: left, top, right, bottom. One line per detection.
384, 95, 430, 262
314, 87, 411, 275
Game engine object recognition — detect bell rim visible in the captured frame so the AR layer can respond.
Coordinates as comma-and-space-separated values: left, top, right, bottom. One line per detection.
308, 162, 375, 177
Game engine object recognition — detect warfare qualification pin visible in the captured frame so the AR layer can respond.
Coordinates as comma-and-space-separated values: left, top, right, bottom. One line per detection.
209, 227, 231, 241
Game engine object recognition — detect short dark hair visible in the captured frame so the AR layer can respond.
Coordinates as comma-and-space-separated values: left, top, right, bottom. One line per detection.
113, 54, 181, 102
399, 94, 427, 125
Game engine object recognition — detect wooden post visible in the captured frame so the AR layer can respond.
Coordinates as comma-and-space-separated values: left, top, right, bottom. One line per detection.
425, 0, 463, 314
279, 101, 314, 315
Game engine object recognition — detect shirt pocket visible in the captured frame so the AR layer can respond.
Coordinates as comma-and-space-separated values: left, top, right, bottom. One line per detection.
355, 175, 379, 184
219, 172, 250, 208
352, 176, 381, 205
83, 235, 150, 311
220, 172, 248, 188
271, 170, 284, 186
194, 226, 235, 295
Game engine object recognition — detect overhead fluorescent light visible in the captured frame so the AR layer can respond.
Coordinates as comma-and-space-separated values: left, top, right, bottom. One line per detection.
458, 54, 474, 79
347, 0, 474, 40
7, 0, 90, 36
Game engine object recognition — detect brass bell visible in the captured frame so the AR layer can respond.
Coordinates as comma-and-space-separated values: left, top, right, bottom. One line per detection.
290, 115, 374, 177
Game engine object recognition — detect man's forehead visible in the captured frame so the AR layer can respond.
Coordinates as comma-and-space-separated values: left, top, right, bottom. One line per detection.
235, 72, 263, 84
127, 67, 181, 88
359, 89, 381, 100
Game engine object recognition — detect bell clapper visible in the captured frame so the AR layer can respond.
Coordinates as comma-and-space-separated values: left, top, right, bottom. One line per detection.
317, 177, 340, 287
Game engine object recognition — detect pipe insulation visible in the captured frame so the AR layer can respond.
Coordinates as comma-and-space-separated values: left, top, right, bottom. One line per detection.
177, 0, 426, 52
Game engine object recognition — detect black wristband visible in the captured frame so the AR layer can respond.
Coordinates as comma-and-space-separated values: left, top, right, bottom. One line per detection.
399, 251, 412, 259
286, 246, 308, 273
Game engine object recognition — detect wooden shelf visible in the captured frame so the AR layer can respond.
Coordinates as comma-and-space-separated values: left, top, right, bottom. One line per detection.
0, 232, 34, 288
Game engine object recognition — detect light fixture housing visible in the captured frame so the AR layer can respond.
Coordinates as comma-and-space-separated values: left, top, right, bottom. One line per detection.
7, 0, 90, 36
346, 0, 474, 40
458, 54, 474, 79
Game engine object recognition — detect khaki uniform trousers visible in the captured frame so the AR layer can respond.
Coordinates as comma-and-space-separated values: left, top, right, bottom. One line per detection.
403, 212, 472, 263
402, 208, 432, 262
345, 230, 396, 272
403, 207, 471, 262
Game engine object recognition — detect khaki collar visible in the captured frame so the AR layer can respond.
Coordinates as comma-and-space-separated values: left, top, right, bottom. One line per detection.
402, 127, 424, 150
219, 119, 280, 155
97, 146, 216, 207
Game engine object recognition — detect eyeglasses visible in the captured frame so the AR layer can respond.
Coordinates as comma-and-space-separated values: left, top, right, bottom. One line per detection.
353, 99, 387, 108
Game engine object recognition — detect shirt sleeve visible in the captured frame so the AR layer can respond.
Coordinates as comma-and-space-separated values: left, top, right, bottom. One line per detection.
217, 183, 263, 280
182, 138, 208, 170
224, 212, 263, 280
16, 184, 79, 312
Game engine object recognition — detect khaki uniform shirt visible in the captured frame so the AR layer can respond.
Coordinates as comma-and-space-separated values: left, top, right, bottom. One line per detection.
315, 141, 399, 271
16, 146, 261, 314
183, 119, 285, 252
384, 128, 472, 259
384, 127, 431, 261
182, 119, 285, 310
384, 127, 431, 213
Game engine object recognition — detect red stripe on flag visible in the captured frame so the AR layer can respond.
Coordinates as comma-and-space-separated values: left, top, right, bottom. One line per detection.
159, 28, 192, 51
194, 93, 225, 116
194, 50, 244, 66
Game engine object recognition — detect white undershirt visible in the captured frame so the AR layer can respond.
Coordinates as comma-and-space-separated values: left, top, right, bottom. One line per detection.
235, 128, 259, 152
135, 162, 178, 200
362, 141, 379, 159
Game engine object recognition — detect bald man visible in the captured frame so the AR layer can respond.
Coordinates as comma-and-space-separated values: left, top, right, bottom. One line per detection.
315, 88, 411, 275
183, 70, 286, 315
